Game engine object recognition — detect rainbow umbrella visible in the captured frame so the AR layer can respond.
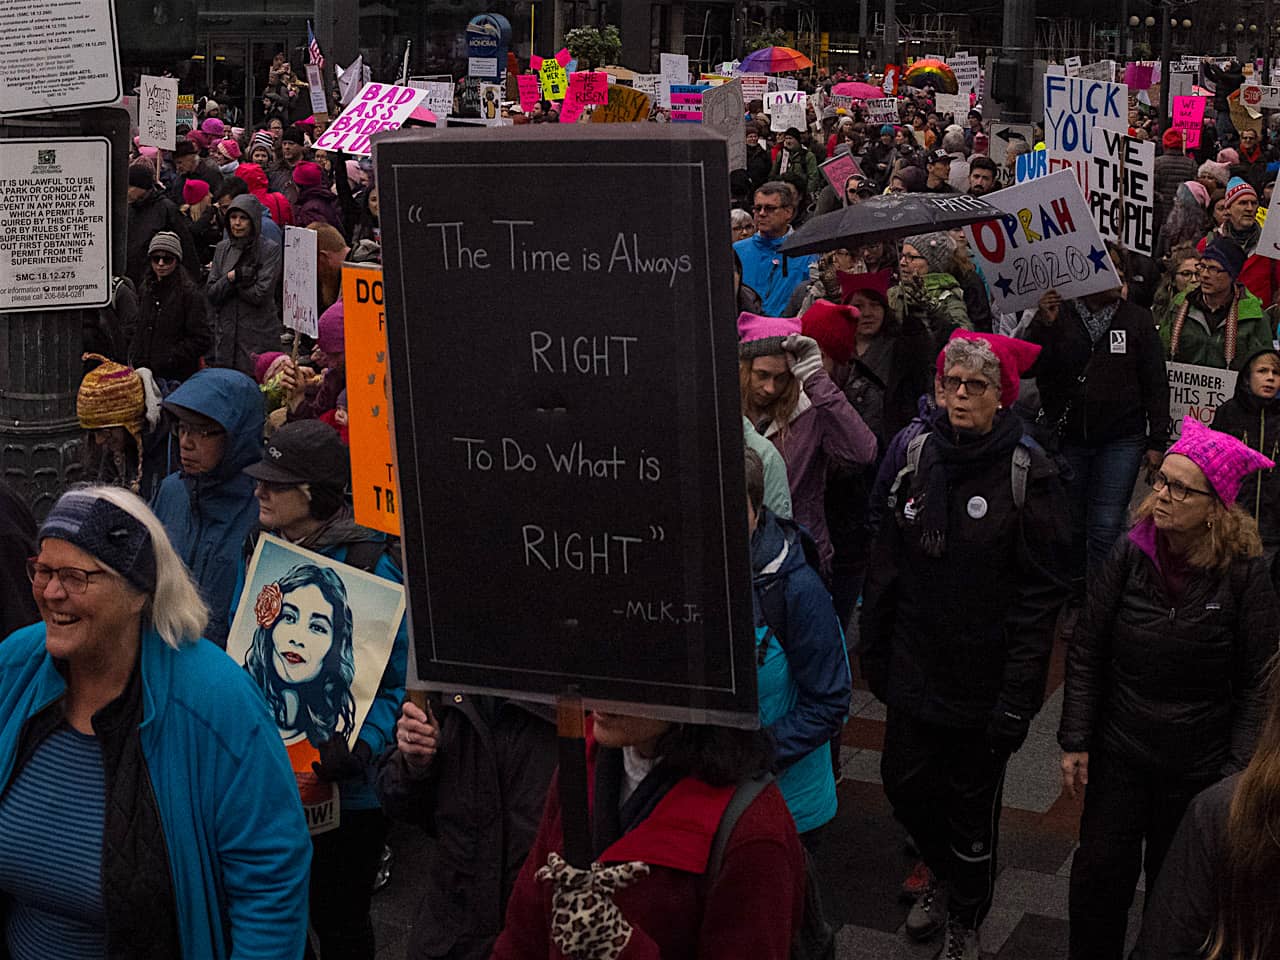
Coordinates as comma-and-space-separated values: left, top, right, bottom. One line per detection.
831, 81, 884, 101
903, 58, 957, 94
739, 45, 814, 74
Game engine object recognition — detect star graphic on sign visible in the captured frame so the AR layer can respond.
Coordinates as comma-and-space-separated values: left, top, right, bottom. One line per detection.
994, 273, 1014, 299
1088, 246, 1110, 273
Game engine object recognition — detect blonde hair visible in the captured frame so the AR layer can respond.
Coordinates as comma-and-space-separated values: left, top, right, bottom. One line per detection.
739, 357, 800, 448
81, 486, 209, 648
1131, 491, 1263, 570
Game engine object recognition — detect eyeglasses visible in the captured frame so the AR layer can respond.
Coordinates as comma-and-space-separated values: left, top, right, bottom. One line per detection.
1175, 269, 1198, 278
1152, 472, 1215, 501
940, 375, 992, 396
26, 559, 109, 594
1197, 263, 1228, 276
900, 252, 928, 262
173, 422, 226, 440
753, 204, 786, 213
150, 254, 175, 265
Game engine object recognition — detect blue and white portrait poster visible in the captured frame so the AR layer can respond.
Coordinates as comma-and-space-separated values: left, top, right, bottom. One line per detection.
227, 534, 405, 834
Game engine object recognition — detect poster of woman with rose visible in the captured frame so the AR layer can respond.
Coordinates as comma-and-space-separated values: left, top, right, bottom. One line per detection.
226, 534, 405, 834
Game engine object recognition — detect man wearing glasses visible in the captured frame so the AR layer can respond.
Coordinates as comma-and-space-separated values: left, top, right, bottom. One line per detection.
151, 368, 266, 647
733, 181, 819, 316
1164, 237, 1274, 370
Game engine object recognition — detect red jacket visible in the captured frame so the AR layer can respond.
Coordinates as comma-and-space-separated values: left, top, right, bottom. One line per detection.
235, 162, 294, 227
1197, 230, 1280, 307
490, 735, 805, 959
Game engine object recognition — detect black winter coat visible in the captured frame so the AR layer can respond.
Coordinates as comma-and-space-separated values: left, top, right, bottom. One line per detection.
0, 481, 37, 639
1025, 298, 1171, 451
125, 189, 200, 289
859, 415, 1071, 727
131, 270, 212, 381
1058, 529, 1278, 779
1210, 350, 1280, 553
1131, 774, 1238, 960
376, 694, 556, 960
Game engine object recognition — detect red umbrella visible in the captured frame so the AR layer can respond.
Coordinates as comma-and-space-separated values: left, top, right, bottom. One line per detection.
739, 45, 814, 74
830, 81, 885, 101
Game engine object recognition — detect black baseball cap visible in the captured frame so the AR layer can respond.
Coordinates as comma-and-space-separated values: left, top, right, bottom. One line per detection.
925, 149, 953, 165
244, 419, 350, 489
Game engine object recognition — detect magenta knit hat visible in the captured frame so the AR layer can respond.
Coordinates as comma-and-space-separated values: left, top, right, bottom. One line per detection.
938, 330, 1042, 404
217, 138, 241, 159
318, 300, 345, 354
253, 351, 286, 384
1166, 416, 1275, 503
292, 161, 323, 188
737, 312, 801, 359
201, 117, 225, 136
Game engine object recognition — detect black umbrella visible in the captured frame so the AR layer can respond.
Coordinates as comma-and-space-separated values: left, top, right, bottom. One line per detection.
779, 192, 1002, 257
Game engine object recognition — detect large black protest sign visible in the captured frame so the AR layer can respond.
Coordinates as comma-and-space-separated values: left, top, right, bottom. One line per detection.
375, 125, 755, 722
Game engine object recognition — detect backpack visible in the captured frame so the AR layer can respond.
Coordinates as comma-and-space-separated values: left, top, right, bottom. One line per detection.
886, 430, 1032, 515
707, 773, 835, 960
755, 523, 823, 653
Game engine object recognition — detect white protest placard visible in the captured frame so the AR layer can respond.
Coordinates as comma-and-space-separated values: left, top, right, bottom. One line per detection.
1065, 56, 1082, 77
306, 64, 328, 115
337, 56, 370, 107
1257, 183, 1280, 260
776, 77, 799, 91
737, 73, 769, 106
1241, 83, 1280, 111
468, 57, 498, 78
863, 97, 899, 124
282, 226, 318, 338
409, 78, 454, 118
0, 0, 122, 116
764, 90, 806, 132
964, 169, 1122, 314
138, 75, 178, 150
0, 138, 112, 312
1077, 60, 1117, 82
935, 92, 969, 119
949, 54, 981, 95
1043, 74, 1155, 257
315, 81, 428, 156
701, 80, 746, 170
1167, 363, 1238, 439
1044, 74, 1129, 146
660, 52, 689, 86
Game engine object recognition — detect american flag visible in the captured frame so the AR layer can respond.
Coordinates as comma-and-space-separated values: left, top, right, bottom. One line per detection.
307, 21, 324, 70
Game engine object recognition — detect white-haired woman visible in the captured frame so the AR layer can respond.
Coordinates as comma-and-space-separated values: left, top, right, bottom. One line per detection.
0, 485, 311, 958
731, 206, 755, 242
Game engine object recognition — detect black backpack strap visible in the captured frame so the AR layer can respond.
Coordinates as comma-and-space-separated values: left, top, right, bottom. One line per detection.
343, 538, 393, 574
706, 773, 775, 879
758, 580, 788, 651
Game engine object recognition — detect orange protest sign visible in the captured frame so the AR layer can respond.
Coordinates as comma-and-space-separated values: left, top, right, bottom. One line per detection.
342, 264, 400, 536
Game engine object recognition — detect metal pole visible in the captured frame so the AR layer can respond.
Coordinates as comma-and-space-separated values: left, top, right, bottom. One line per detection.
1266, 0, 1273, 84
884, 0, 897, 69
859, 0, 869, 74
1159, 1, 1172, 131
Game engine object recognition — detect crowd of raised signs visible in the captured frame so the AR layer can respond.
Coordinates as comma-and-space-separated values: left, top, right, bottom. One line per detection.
7, 48, 1280, 960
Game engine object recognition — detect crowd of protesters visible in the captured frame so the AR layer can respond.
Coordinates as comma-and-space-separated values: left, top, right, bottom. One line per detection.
7, 48, 1280, 960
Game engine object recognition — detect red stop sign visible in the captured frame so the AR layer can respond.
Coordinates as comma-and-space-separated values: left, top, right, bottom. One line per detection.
1244, 86, 1262, 106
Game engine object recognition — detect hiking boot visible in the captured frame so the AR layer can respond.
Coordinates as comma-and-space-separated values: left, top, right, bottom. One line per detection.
935, 915, 979, 960
905, 881, 948, 942
900, 860, 933, 901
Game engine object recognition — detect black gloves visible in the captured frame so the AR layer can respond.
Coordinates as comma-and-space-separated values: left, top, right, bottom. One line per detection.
986, 706, 1030, 757
311, 738, 373, 782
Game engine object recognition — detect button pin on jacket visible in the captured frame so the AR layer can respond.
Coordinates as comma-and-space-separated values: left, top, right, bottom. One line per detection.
967, 496, 988, 519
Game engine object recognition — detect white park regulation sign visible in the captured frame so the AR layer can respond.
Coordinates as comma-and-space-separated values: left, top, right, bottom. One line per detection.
0, 138, 113, 312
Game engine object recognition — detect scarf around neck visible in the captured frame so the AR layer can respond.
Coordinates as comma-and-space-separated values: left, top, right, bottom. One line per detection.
917, 409, 1023, 557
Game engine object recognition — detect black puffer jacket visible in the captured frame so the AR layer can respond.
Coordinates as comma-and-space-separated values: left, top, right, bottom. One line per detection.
859, 412, 1072, 727
1209, 349, 1280, 553
376, 694, 556, 960
1058, 524, 1279, 779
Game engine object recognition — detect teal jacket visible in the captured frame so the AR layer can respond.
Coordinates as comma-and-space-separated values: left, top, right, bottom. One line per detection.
0, 624, 311, 959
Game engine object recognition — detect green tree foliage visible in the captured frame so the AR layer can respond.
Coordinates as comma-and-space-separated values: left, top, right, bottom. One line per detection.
565, 25, 623, 71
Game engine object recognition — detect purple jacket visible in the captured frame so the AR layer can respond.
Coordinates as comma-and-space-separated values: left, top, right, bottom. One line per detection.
759, 370, 878, 573
293, 185, 344, 233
